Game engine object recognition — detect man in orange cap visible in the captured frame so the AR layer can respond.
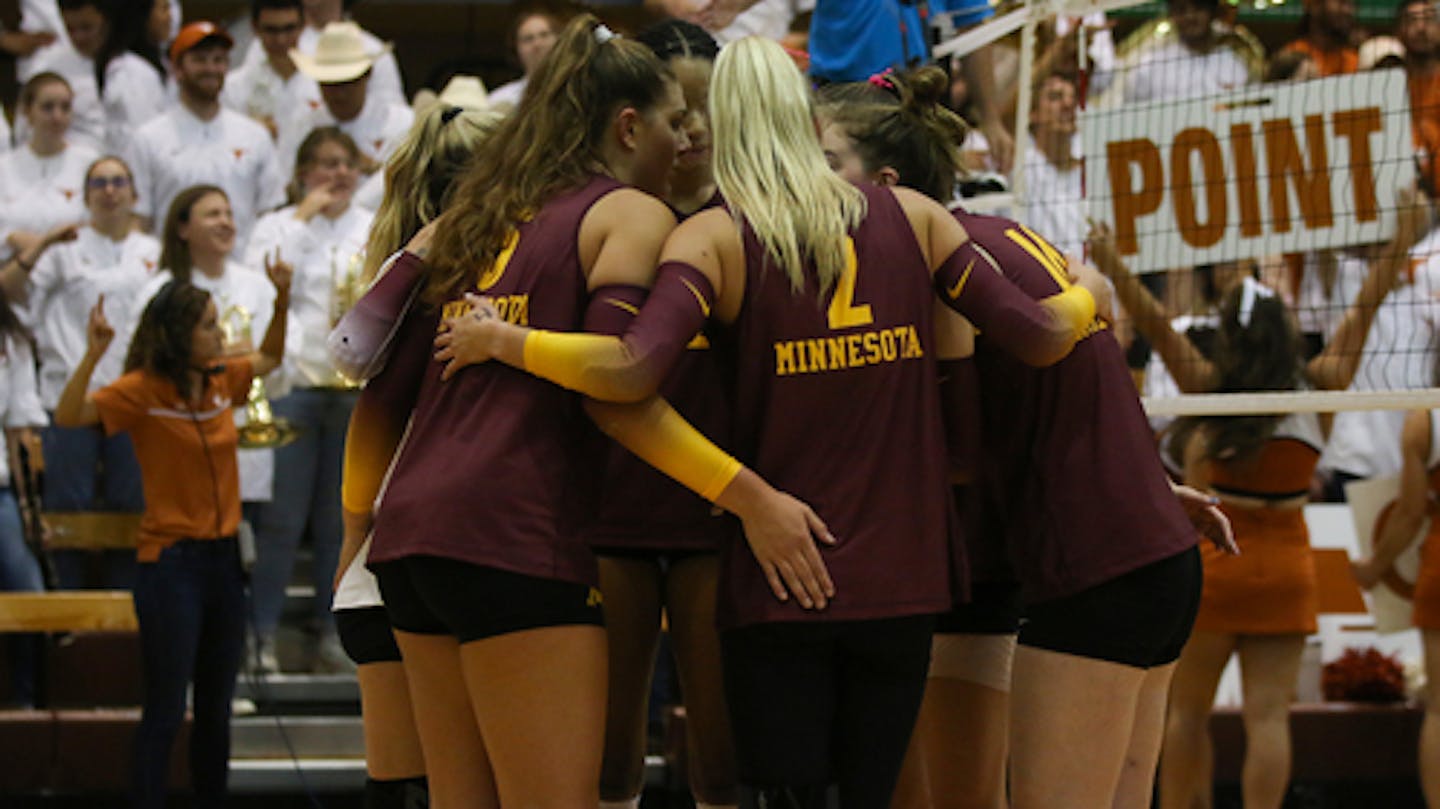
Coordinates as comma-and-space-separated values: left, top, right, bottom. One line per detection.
125, 20, 285, 253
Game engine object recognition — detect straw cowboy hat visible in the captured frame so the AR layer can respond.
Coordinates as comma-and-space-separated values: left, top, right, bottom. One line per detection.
438, 75, 490, 110
291, 21, 393, 84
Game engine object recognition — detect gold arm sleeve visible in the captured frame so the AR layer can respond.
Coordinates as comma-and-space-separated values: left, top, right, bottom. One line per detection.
1039, 285, 1097, 337
585, 396, 743, 503
341, 397, 407, 514
522, 330, 655, 402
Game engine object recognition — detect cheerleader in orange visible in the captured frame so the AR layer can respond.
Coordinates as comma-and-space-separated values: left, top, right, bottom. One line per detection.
1094, 203, 1421, 809
1352, 407, 1440, 808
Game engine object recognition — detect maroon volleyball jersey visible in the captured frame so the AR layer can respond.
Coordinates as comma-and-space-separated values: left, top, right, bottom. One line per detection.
954, 207, 1196, 603
367, 176, 627, 584
717, 184, 955, 627
585, 196, 736, 554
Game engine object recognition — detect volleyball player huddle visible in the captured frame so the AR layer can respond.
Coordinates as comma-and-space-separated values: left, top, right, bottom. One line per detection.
336, 14, 1235, 809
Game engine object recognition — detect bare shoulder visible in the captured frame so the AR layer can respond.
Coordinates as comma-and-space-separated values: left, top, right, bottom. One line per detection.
593, 187, 677, 229
581, 188, 678, 261
684, 206, 739, 241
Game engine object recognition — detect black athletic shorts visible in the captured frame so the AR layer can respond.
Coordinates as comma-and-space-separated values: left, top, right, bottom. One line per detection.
1019, 546, 1201, 669
592, 546, 715, 573
373, 555, 604, 644
934, 581, 1023, 635
334, 606, 402, 665
722, 615, 934, 807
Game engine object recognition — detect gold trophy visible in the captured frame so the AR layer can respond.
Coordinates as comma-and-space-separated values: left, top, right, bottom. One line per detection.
328, 248, 368, 389
220, 303, 299, 448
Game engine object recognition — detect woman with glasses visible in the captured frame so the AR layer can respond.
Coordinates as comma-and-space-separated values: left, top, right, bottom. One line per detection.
0, 155, 158, 586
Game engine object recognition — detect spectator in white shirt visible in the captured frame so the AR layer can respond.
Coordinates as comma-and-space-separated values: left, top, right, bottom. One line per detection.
17, 157, 161, 417
487, 2, 565, 109
0, 73, 98, 262
93, 0, 169, 156
17, 0, 114, 152
0, 157, 156, 589
1021, 71, 1084, 257
246, 127, 373, 673
1119, 0, 1254, 105
242, 0, 404, 108
0, 291, 47, 707
224, 0, 323, 141
3, 0, 63, 81
127, 22, 287, 253
286, 22, 413, 210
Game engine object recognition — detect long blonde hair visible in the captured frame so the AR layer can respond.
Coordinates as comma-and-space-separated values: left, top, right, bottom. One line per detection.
361, 103, 505, 283
711, 36, 866, 294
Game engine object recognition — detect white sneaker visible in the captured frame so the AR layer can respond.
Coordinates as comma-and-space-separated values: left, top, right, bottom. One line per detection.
245, 635, 280, 676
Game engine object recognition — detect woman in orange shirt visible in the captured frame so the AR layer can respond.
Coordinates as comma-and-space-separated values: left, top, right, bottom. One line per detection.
54, 236, 289, 809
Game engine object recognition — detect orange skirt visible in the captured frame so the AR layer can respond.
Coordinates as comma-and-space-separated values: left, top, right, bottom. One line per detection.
1414, 530, 1440, 630
1192, 505, 1318, 635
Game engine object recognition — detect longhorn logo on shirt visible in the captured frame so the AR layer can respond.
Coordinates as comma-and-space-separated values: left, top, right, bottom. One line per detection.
233, 148, 246, 161
144, 260, 156, 272
61, 189, 76, 201
373, 139, 385, 153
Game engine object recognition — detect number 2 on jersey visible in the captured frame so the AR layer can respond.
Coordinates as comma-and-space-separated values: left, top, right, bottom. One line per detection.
828, 237, 873, 330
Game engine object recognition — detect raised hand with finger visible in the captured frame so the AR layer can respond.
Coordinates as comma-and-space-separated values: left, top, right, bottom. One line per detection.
86, 294, 115, 358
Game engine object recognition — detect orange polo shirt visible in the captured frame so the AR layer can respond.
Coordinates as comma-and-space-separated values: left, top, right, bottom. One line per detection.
1281, 38, 1358, 77
92, 359, 253, 562
1412, 69, 1440, 193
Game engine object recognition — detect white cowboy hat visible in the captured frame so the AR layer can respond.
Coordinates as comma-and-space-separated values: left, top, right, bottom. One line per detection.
291, 21, 393, 85
1358, 35, 1406, 71
438, 75, 490, 110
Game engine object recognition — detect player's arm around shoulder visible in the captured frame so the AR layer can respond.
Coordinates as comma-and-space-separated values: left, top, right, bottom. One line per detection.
659, 205, 746, 323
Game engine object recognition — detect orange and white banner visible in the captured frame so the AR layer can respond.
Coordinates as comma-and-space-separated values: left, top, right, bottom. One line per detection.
1083, 72, 1414, 274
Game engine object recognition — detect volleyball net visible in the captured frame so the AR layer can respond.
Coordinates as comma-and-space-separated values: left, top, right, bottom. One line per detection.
935, 0, 1440, 417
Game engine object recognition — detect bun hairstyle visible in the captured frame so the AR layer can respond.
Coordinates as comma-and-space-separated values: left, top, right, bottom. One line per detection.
817, 65, 970, 203
425, 13, 674, 304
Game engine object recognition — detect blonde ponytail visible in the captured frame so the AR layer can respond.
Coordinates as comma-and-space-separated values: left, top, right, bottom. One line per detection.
710, 37, 866, 294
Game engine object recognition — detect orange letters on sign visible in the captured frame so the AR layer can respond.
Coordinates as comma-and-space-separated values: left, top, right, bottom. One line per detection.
1106, 139, 1163, 255
1263, 114, 1333, 234
1332, 107, 1382, 224
1172, 128, 1227, 249
1231, 123, 1262, 238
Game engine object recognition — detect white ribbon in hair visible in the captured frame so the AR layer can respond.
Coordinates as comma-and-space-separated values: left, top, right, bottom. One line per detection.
1237, 275, 1275, 328
594, 24, 618, 44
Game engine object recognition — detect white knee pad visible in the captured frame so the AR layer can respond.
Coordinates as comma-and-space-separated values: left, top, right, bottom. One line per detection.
599, 798, 641, 809
929, 633, 1018, 692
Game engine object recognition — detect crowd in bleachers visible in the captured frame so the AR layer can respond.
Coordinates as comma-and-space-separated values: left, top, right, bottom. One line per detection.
0, 0, 1438, 805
